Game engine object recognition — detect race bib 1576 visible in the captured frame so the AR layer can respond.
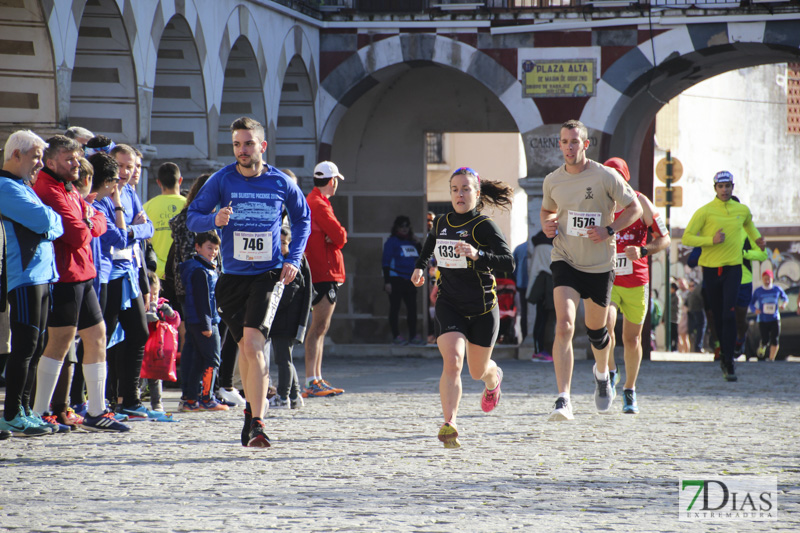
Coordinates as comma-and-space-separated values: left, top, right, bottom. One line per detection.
567, 210, 601, 238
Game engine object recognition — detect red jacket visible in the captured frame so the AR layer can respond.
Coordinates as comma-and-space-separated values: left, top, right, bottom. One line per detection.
34, 169, 106, 283
305, 187, 346, 283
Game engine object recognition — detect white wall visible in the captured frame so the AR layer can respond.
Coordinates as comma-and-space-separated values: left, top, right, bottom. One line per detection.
656, 64, 800, 230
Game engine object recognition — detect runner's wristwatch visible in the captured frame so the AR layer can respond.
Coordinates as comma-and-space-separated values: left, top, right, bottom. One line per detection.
605, 226, 615, 236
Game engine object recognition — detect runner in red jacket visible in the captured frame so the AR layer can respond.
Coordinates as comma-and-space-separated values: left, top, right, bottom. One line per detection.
303, 161, 347, 397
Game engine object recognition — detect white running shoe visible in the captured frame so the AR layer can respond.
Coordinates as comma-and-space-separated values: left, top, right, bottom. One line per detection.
548, 396, 574, 421
218, 387, 246, 407
268, 395, 289, 409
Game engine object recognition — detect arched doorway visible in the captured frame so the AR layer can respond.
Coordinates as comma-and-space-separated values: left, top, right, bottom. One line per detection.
218, 36, 267, 165
0, 0, 58, 134
274, 55, 317, 184
69, 0, 137, 143
149, 14, 208, 196
323, 62, 519, 343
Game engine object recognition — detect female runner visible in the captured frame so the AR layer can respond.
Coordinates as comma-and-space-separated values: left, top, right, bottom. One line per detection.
411, 167, 514, 448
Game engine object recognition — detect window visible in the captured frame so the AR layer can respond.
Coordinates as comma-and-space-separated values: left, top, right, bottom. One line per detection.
426, 132, 444, 164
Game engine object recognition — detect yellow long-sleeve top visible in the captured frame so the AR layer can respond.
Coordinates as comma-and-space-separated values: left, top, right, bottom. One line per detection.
681, 198, 761, 268
742, 234, 768, 285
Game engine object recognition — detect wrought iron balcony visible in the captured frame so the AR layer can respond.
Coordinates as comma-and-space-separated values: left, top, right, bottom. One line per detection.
270, 0, 800, 18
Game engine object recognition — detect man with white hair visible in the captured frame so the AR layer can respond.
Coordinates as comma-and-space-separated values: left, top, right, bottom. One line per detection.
0, 130, 64, 437
64, 126, 94, 147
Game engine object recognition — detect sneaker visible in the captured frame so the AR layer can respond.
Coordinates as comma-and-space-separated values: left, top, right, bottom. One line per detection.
25, 409, 61, 434
409, 334, 426, 346
218, 387, 246, 407
241, 408, 252, 447
181, 400, 202, 412
622, 389, 639, 414
118, 403, 173, 420
392, 335, 408, 346
214, 395, 237, 407
0, 410, 51, 437
531, 352, 553, 362
199, 398, 229, 411
593, 364, 615, 413
268, 395, 289, 409
437, 421, 460, 449
0, 429, 10, 440
247, 419, 271, 448
81, 410, 131, 432
320, 379, 344, 395
113, 412, 130, 422
290, 395, 304, 410
548, 396, 574, 421
71, 402, 88, 418
59, 407, 84, 427
609, 369, 620, 389
721, 361, 738, 382
42, 413, 73, 433
757, 345, 768, 361
480, 367, 503, 413
302, 380, 336, 398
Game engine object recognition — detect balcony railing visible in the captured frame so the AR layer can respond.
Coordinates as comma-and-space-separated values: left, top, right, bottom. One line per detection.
274, 0, 800, 17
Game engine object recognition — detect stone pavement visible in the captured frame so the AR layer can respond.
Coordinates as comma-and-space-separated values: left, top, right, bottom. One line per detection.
1, 355, 798, 532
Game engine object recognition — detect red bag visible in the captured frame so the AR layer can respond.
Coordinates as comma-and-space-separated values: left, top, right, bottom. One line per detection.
141, 321, 178, 382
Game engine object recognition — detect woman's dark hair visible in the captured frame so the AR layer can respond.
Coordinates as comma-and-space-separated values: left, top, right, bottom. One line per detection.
450, 167, 514, 212
183, 173, 212, 209
390, 215, 415, 241
88, 152, 119, 192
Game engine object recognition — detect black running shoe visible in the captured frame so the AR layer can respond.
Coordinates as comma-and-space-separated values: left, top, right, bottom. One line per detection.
721, 360, 737, 382
0, 429, 11, 440
247, 419, 271, 448
241, 408, 252, 447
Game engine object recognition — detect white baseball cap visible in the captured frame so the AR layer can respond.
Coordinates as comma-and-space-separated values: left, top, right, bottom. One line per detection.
314, 161, 345, 180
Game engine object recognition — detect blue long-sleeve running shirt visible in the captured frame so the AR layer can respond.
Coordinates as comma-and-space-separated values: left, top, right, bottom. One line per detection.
186, 163, 310, 275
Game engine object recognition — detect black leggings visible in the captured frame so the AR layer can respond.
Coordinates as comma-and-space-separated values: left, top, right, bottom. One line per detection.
3, 284, 49, 421
217, 321, 239, 390
388, 277, 417, 338
272, 336, 300, 400
102, 278, 149, 408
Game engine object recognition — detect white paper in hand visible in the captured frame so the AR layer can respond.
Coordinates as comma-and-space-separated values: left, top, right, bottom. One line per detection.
261, 281, 285, 336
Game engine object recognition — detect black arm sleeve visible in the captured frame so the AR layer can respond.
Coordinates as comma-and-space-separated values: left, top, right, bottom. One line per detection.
473, 218, 514, 273
415, 229, 437, 271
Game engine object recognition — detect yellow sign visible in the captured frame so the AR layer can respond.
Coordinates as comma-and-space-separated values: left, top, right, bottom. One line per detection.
655, 186, 683, 207
522, 59, 596, 98
655, 156, 684, 183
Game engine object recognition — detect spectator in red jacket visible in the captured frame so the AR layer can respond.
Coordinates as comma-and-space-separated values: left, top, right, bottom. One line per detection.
303, 161, 347, 397
32, 135, 128, 432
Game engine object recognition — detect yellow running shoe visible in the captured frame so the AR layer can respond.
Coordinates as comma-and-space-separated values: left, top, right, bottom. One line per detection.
437, 421, 460, 449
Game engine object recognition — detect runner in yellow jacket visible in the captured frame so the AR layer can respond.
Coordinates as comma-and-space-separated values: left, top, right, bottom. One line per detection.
682, 171, 765, 381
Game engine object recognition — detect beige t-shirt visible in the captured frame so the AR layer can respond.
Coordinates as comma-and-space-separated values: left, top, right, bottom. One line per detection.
542, 160, 637, 273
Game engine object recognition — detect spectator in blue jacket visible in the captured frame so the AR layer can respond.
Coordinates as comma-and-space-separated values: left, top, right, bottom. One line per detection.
382, 215, 422, 345
179, 231, 226, 411
0, 130, 64, 437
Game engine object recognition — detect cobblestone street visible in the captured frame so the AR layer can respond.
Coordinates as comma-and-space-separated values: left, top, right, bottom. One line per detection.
1, 356, 797, 532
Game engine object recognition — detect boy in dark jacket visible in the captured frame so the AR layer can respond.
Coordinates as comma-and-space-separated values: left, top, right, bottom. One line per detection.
179, 231, 227, 411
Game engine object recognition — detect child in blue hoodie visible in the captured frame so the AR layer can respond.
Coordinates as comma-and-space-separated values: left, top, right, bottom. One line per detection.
179, 231, 226, 411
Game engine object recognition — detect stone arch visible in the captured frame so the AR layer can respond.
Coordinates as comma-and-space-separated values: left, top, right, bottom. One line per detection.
274, 54, 317, 182
317, 33, 540, 162
217, 36, 267, 161
599, 20, 800, 183
0, 0, 59, 133
68, 0, 138, 142
150, 13, 208, 168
